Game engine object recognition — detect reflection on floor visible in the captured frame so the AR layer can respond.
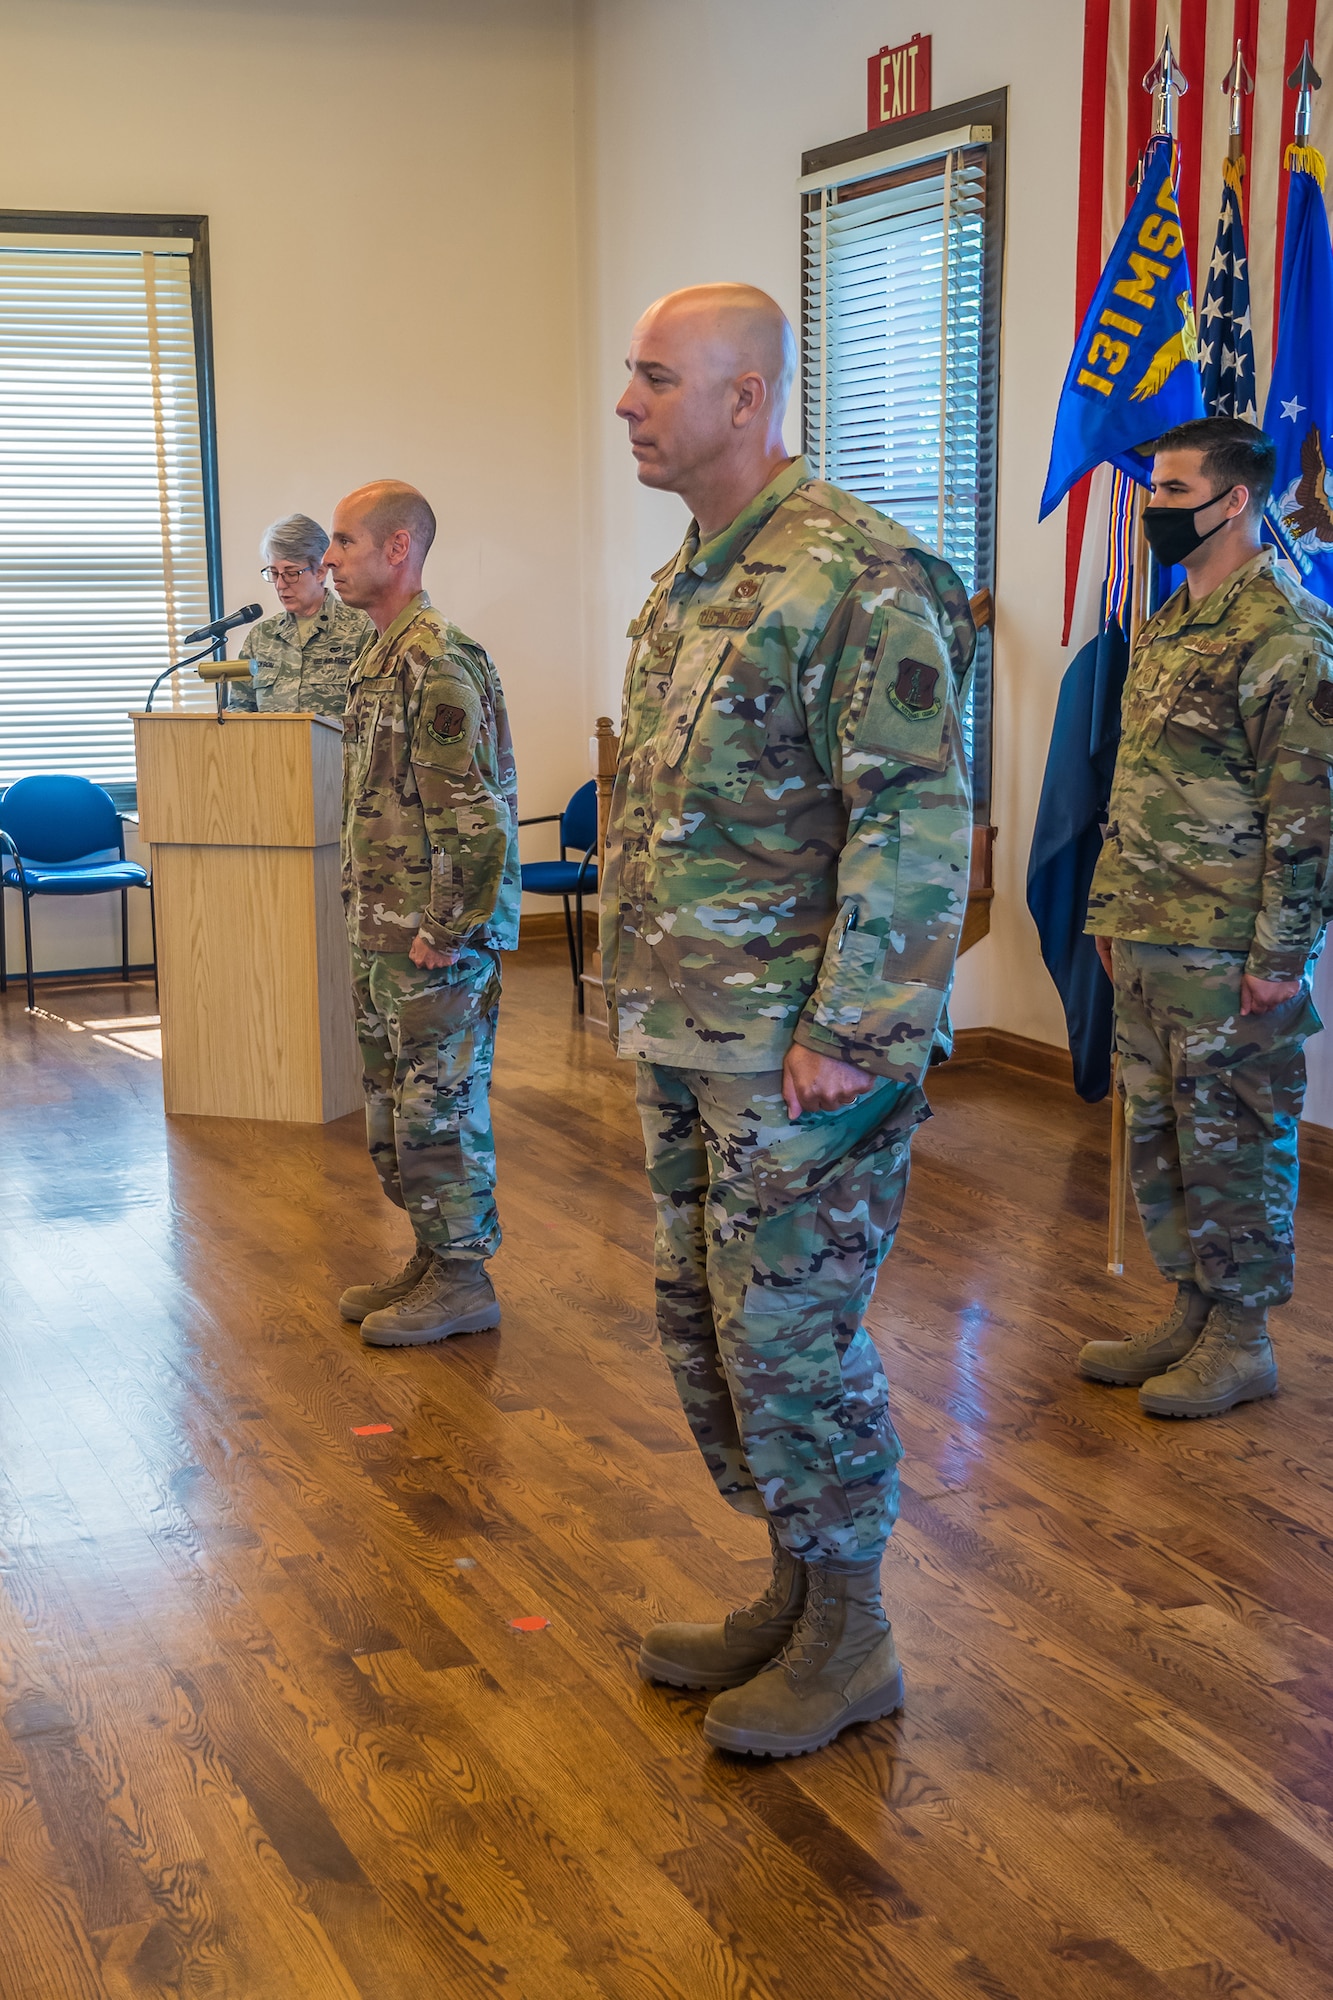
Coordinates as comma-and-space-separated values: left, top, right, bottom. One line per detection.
25, 994, 163, 1061
1, 947, 1331, 2000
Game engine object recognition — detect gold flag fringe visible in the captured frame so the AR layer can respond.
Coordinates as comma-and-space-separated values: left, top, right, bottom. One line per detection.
1284, 141, 1327, 189
1222, 155, 1246, 194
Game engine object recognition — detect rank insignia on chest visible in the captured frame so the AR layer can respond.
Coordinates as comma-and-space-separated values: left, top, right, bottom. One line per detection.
889, 656, 942, 718
430, 702, 468, 743
1308, 681, 1333, 725
698, 603, 758, 629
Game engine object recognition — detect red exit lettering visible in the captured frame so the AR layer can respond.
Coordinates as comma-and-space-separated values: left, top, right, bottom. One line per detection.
867, 34, 932, 131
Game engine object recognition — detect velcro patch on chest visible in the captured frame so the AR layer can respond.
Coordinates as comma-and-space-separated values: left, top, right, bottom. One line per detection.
888, 657, 943, 719
697, 604, 759, 629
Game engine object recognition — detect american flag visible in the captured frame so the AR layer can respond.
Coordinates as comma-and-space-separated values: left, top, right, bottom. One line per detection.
1065, 0, 1333, 643
1199, 160, 1259, 416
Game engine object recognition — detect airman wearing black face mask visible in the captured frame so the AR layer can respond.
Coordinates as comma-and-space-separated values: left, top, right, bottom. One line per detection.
1080, 415, 1333, 1419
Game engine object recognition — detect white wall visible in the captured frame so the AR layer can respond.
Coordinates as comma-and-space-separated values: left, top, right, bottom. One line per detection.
0, 0, 585, 977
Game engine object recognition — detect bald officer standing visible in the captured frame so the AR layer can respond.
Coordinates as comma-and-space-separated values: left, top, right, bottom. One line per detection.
327, 480, 520, 1348
604, 284, 976, 1757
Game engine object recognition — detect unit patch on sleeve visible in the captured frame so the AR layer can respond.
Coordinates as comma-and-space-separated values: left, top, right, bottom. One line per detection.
889, 657, 942, 719
414, 672, 483, 772
430, 702, 468, 744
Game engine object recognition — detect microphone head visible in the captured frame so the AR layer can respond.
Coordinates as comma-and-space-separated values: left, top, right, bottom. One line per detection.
239, 603, 262, 622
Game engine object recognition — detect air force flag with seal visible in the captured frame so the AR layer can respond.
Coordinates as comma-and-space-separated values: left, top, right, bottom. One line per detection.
1262, 146, 1333, 609
1040, 138, 1206, 521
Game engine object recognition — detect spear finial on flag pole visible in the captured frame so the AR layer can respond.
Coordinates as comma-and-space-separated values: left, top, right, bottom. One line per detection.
1144, 30, 1187, 141
1222, 39, 1253, 162
1290, 43, 1322, 145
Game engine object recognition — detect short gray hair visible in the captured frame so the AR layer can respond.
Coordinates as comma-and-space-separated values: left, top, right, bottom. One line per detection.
260, 513, 328, 568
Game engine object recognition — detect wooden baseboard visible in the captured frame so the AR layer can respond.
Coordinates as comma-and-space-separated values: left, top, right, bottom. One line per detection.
951, 1024, 1333, 1167
949, 1026, 1076, 1086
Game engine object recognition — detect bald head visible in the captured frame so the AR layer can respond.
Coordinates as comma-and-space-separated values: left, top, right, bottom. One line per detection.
326, 478, 437, 632
617, 283, 798, 537
639, 285, 797, 410
340, 479, 436, 560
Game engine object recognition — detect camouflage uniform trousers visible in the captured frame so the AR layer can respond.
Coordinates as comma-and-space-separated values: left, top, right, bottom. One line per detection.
635, 1062, 929, 1562
349, 942, 503, 1262
1113, 940, 1323, 1310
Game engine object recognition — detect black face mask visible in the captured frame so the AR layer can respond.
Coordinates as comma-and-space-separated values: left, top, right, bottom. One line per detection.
1141, 488, 1236, 567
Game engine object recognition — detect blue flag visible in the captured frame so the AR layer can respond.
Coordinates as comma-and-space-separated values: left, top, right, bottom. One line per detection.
1262, 148, 1333, 607
1199, 158, 1257, 420
1041, 138, 1206, 520
1026, 619, 1129, 1102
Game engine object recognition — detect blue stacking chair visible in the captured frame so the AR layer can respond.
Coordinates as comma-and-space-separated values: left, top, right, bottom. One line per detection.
518, 779, 598, 1010
0, 775, 154, 1010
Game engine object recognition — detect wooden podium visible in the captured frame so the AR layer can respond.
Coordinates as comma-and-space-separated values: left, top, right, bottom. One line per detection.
132, 711, 361, 1123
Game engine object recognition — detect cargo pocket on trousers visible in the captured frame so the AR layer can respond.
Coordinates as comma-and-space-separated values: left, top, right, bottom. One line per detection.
395, 959, 499, 1151
830, 1414, 904, 1548
744, 1089, 929, 1317
1180, 989, 1321, 1148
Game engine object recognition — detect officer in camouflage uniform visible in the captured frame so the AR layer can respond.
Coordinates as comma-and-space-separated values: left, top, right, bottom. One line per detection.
229, 513, 372, 714
1081, 417, 1333, 1416
606, 284, 975, 1757
325, 480, 520, 1347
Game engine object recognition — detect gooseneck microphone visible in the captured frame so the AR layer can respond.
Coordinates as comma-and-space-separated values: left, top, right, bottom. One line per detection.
143, 605, 263, 713
183, 603, 263, 646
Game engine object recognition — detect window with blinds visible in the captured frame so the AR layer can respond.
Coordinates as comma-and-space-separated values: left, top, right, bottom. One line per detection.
0, 220, 219, 799
802, 117, 1001, 811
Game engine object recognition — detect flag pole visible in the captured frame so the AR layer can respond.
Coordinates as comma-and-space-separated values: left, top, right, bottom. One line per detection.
1107, 484, 1150, 1277
1109, 33, 1187, 1277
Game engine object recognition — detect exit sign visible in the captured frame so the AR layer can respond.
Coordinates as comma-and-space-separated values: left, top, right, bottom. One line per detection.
868, 34, 931, 130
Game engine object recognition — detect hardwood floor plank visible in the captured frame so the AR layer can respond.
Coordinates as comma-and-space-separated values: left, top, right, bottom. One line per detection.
5, 948, 1333, 1998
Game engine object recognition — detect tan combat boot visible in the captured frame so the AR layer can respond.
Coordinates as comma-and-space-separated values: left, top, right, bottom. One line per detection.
702, 1556, 903, 1757
339, 1245, 432, 1323
360, 1257, 500, 1348
1077, 1283, 1210, 1385
638, 1524, 806, 1691
1138, 1300, 1277, 1418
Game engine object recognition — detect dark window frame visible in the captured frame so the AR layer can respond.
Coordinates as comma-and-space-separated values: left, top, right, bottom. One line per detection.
801, 87, 1007, 820
0, 207, 223, 619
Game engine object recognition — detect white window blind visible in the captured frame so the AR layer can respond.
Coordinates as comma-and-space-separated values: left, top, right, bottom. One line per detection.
803, 141, 994, 786
0, 236, 214, 793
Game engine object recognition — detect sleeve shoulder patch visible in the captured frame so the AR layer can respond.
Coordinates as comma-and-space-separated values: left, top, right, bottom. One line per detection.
850, 604, 955, 773
1277, 651, 1333, 765
416, 672, 483, 771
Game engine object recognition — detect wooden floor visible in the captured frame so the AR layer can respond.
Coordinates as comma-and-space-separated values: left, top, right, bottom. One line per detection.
2, 946, 1333, 2000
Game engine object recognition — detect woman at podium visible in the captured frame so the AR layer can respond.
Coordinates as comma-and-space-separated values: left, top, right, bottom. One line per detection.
229, 513, 373, 715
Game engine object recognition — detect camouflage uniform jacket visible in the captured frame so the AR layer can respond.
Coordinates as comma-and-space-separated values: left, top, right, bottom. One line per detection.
228, 591, 372, 714
342, 591, 520, 956
1086, 546, 1333, 980
600, 456, 976, 1085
